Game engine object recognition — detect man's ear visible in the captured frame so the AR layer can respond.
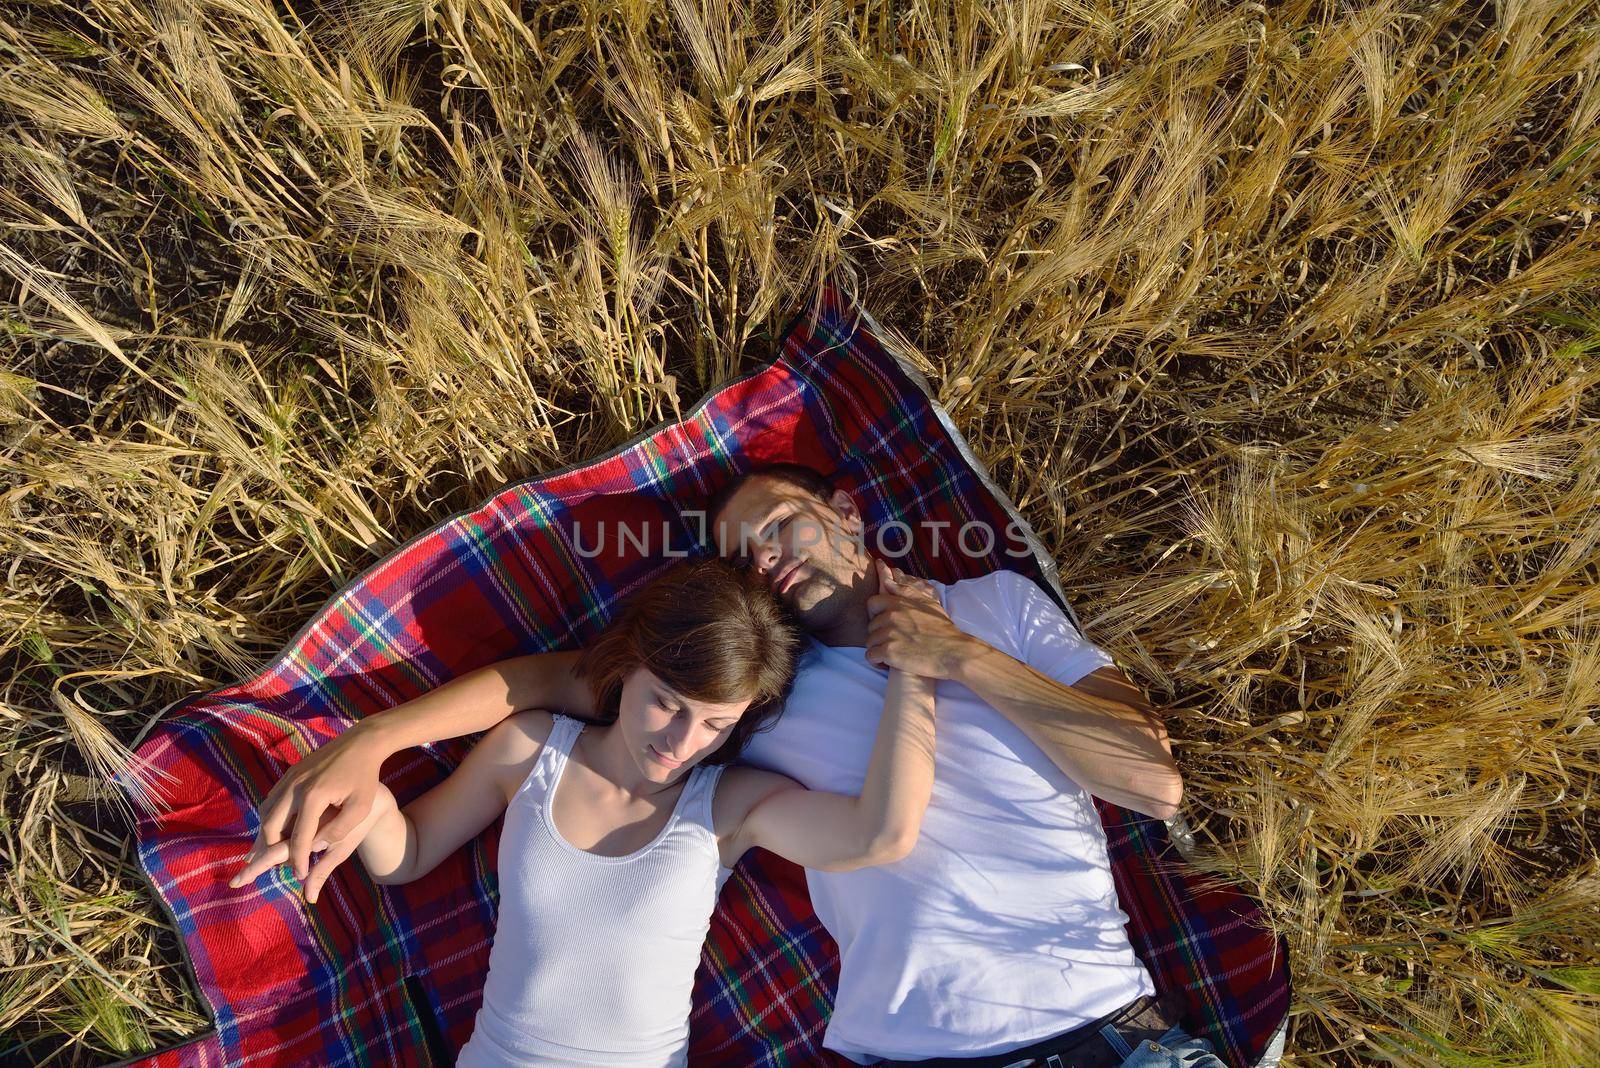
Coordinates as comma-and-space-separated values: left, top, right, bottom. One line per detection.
829, 487, 863, 534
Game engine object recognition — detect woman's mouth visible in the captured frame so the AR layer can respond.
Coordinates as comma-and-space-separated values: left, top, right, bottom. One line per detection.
648, 745, 683, 769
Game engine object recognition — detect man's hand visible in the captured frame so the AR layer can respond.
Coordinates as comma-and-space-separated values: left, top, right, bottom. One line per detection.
864, 559, 974, 677
250, 722, 388, 888
229, 783, 396, 904
239, 651, 586, 896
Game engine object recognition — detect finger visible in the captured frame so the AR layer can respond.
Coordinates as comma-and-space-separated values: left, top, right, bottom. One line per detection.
311, 793, 369, 849
303, 838, 357, 905
226, 850, 256, 890
228, 840, 290, 888
290, 793, 333, 880
894, 570, 925, 597
866, 592, 898, 617
256, 775, 301, 848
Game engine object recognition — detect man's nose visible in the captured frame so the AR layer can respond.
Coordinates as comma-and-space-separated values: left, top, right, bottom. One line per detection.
753, 539, 781, 574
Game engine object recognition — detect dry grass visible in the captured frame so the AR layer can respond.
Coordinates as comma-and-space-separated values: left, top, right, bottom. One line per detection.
2, 0, 1598, 1063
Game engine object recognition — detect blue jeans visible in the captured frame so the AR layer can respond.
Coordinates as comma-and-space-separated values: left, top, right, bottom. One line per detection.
1102, 1011, 1287, 1068
1099, 1022, 1227, 1068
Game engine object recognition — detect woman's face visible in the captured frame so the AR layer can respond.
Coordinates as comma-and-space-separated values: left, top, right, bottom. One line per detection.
616, 665, 751, 783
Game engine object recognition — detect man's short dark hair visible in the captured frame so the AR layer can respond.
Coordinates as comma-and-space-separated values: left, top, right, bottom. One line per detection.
703, 462, 835, 548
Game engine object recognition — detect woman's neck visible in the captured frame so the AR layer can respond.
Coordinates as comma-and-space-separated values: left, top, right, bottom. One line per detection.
579, 720, 682, 801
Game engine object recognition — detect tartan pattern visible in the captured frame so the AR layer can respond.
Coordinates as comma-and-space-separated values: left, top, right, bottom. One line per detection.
108, 281, 1290, 1067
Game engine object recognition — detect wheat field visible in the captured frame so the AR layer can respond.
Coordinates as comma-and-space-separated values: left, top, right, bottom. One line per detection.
2, 0, 1598, 1063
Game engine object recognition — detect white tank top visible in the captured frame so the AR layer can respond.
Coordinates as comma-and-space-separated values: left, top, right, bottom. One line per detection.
455, 714, 730, 1067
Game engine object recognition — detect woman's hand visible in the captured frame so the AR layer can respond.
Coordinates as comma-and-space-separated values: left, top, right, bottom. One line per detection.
250, 721, 390, 887
865, 559, 967, 678
229, 783, 398, 905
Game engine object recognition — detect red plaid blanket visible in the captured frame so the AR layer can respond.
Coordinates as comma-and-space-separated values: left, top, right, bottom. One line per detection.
109, 281, 1289, 1067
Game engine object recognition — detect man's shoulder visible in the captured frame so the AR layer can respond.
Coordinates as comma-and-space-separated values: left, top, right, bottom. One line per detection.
934, 569, 1030, 640
783, 640, 855, 694
744, 643, 861, 743
935, 567, 1038, 599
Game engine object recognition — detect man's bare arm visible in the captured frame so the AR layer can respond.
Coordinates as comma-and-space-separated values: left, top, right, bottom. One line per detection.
862, 574, 1182, 821
953, 652, 1183, 820
251, 650, 589, 885
357, 650, 590, 755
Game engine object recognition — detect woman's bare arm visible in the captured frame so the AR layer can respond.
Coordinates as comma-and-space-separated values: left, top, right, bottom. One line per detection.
721, 665, 937, 872
718, 564, 941, 872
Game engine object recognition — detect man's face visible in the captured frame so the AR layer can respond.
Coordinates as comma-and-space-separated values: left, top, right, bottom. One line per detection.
711, 476, 872, 633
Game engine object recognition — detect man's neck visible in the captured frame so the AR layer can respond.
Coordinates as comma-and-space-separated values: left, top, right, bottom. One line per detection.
813, 611, 870, 648
809, 563, 880, 648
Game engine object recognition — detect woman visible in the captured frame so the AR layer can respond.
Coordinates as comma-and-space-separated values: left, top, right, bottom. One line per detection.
227, 554, 939, 1066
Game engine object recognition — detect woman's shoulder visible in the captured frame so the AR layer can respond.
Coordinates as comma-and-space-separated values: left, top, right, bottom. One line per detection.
479, 709, 561, 803
710, 766, 804, 836
495, 707, 559, 749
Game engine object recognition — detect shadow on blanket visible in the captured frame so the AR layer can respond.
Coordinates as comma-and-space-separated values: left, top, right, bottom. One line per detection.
109, 281, 1290, 1068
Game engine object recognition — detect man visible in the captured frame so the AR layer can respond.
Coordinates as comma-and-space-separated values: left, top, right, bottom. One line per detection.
248, 463, 1249, 1067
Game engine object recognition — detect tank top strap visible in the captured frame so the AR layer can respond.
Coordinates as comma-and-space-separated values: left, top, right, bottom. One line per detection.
681, 762, 726, 839
540, 715, 586, 780
688, 764, 734, 890
512, 713, 584, 805
544, 713, 584, 760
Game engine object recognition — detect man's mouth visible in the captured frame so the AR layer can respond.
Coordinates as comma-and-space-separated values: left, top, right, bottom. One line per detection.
648, 745, 683, 769
773, 558, 806, 594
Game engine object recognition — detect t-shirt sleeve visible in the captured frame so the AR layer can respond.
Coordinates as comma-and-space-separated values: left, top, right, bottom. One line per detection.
994, 569, 1115, 687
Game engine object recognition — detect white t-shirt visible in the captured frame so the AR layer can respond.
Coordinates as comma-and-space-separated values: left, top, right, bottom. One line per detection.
739, 569, 1156, 1061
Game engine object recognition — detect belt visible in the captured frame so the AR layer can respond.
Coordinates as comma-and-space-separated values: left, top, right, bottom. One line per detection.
876, 989, 1187, 1068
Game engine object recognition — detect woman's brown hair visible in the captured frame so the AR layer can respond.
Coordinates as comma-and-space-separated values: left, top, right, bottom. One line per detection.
572, 556, 804, 764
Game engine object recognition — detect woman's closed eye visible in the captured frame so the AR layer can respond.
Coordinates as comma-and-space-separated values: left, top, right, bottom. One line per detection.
688, 709, 737, 734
